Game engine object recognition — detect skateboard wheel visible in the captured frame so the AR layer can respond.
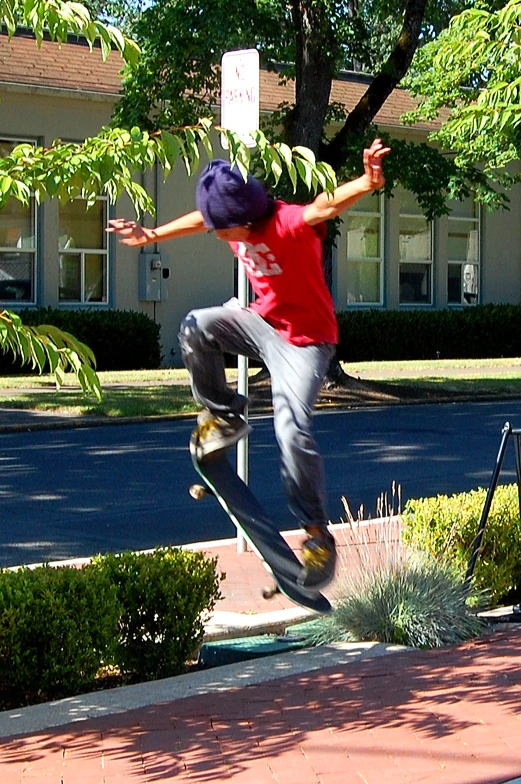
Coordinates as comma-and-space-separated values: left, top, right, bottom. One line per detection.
189, 483, 209, 500
262, 584, 280, 600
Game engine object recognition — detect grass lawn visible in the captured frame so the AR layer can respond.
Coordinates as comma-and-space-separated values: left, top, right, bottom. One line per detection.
0, 359, 520, 418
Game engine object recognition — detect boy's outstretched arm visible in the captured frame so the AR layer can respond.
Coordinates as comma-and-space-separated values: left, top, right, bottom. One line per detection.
303, 138, 390, 227
106, 210, 207, 247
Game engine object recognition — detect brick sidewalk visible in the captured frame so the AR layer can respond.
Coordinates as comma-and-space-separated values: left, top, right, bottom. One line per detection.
2, 521, 521, 783
2, 626, 521, 783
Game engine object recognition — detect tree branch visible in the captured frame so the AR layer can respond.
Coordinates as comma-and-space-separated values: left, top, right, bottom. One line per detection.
324, 0, 429, 169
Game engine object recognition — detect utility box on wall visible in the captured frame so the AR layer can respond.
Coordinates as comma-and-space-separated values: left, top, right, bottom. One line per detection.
139, 253, 162, 301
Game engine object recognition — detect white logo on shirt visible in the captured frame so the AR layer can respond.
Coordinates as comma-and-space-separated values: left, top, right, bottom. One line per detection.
237, 242, 282, 277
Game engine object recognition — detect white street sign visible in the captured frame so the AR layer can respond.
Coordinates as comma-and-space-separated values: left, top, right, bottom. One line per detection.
221, 49, 259, 149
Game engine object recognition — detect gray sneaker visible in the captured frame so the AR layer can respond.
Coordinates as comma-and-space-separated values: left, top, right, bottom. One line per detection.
298, 530, 336, 591
195, 410, 251, 459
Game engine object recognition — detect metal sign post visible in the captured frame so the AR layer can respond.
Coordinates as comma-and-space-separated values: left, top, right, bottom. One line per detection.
221, 49, 259, 552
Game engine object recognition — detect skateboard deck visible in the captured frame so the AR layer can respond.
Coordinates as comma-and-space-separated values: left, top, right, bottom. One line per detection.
189, 430, 332, 615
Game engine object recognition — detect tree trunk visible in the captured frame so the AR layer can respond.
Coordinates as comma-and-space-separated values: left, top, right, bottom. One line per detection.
285, 0, 430, 390
285, 0, 335, 151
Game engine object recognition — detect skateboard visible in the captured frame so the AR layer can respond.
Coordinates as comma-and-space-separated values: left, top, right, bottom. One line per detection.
189, 428, 332, 615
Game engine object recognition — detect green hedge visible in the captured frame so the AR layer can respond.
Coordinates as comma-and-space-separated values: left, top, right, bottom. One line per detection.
0, 548, 223, 706
402, 484, 521, 604
94, 549, 223, 681
336, 304, 521, 362
0, 308, 162, 372
0, 563, 121, 700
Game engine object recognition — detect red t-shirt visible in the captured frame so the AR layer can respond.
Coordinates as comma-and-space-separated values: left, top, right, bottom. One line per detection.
228, 201, 339, 346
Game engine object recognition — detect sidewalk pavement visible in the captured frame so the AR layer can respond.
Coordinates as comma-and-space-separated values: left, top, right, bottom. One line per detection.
1, 529, 521, 783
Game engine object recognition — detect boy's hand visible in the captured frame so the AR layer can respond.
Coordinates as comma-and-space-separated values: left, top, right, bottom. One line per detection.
106, 218, 152, 247
363, 138, 390, 190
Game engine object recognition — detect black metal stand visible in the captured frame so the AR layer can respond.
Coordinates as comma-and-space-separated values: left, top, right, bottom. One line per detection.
464, 421, 521, 592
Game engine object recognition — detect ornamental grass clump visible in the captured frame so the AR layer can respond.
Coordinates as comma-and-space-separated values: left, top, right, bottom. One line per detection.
307, 552, 484, 649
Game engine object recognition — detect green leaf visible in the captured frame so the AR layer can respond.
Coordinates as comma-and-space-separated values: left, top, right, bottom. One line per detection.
79, 365, 103, 401
264, 147, 283, 185
46, 173, 61, 197
107, 24, 126, 54
277, 143, 293, 168
185, 128, 199, 166
293, 146, 316, 165
30, 334, 47, 372
45, 342, 60, 374
55, 363, 66, 390
294, 158, 313, 192
99, 155, 114, 183
197, 128, 213, 160
287, 161, 298, 192
161, 131, 180, 167
0, 175, 13, 195
7, 311, 22, 328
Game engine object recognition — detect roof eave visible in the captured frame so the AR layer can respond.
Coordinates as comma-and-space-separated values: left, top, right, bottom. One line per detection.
0, 80, 120, 102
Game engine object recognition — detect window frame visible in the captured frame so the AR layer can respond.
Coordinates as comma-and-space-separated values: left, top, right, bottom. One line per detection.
0, 136, 38, 305
58, 195, 110, 305
345, 191, 384, 306
447, 198, 481, 307
398, 189, 433, 306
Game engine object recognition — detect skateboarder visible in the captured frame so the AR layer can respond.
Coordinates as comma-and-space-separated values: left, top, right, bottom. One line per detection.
108, 138, 390, 590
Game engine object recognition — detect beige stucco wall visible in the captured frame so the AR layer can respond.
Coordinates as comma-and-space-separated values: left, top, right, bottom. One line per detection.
2, 85, 521, 366
113, 154, 236, 365
480, 187, 521, 305
0, 88, 236, 365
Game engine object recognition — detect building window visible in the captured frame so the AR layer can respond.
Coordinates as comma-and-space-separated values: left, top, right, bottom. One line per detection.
58, 197, 108, 302
447, 196, 480, 305
0, 139, 36, 302
399, 189, 432, 305
346, 191, 383, 305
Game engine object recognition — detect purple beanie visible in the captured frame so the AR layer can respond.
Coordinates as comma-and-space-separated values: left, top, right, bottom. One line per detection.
196, 160, 270, 229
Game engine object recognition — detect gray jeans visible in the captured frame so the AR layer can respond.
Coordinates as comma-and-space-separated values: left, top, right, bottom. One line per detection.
178, 299, 335, 530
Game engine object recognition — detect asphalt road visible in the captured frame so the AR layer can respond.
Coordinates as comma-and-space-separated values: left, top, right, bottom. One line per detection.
1, 399, 521, 568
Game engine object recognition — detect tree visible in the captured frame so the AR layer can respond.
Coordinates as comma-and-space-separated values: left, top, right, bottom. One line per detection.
2, 3, 511, 390
114, 0, 504, 220
82, 0, 145, 34
0, 310, 102, 398
0, 2, 335, 393
402, 0, 521, 198
0, 2, 335, 212
113, 0, 507, 387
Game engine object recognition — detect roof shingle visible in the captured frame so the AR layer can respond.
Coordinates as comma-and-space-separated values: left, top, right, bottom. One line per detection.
0, 31, 441, 129
0, 31, 124, 95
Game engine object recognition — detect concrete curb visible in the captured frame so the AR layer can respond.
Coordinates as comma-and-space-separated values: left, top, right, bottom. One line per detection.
0, 523, 412, 739
0, 641, 411, 739
0, 409, 195, 434
2, 391, 521, 434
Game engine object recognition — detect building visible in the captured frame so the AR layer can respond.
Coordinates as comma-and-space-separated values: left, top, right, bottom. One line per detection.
1, 29, 520, 365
